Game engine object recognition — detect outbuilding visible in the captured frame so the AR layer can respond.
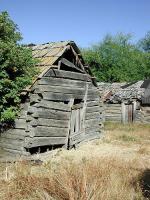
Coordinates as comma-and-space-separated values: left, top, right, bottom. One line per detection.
98, 81, 145, 123
0, 41, 103, 155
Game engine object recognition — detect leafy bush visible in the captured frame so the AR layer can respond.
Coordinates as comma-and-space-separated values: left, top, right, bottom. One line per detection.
82, 33, 150, 82
0, 11, 38, 123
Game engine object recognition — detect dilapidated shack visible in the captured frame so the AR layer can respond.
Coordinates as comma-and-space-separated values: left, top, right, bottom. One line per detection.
0, 41, 103, 155
98, 81, 145, 123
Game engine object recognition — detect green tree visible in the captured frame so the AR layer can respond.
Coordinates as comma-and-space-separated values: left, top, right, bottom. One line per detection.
82, 33, 150, 82
138, 31, 150, 52
0, 11, 38, 123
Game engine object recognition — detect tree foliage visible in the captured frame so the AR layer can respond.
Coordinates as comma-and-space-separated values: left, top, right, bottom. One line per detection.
82, 33, 150, 82
0, 11, 38, 123
138, 31, 150, 52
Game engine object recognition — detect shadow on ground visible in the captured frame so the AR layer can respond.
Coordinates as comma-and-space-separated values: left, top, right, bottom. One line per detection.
139, 169, 150, 199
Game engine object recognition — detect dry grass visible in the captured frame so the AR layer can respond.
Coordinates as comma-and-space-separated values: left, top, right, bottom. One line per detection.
0, 122, 149, 200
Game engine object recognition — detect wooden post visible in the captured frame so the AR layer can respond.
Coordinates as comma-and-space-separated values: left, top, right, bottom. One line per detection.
121, 102, 126, 124
132, 101, 137, 122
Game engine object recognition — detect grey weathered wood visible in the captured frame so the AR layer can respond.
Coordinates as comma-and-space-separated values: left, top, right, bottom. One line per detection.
33, 100, 71, 112
70, 131, 84, 142
33, 118, 69, 128
86, 106, 100, 113
45, 62, 84, 76
70, 131, 100, 146
32, 108, 70, 120
70, 109, 76, 135
105, 107, 121, 111
0, 132, 26, 140
85, 112, 101, 120
43, 92, 98, 101
0, 139, 25, 151
3, 129, 30, 136
105, 104, 121, 107
85, 119, 100, 128
14, 119, 27, 129
34, 85, 98, 96
87, 101, 100, 107
30, 94, 41, 103
60, 58, 85, 73
38, 77, 93, 88
34, 126, 68, 137
25, 137, 66, 148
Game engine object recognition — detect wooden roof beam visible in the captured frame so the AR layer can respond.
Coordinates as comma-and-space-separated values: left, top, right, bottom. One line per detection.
60, 58, 85, 73
70, 46, 86, 72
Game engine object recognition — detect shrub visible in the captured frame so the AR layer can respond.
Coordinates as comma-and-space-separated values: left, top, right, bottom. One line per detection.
0, 11, 38, 123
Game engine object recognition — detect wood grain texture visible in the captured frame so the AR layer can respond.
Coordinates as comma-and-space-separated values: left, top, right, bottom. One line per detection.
34, 126, 68, 137
25, 137, 66, 148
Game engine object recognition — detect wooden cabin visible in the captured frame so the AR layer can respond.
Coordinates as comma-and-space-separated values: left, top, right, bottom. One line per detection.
98, 81, 145, 123
0, 41, 103, 155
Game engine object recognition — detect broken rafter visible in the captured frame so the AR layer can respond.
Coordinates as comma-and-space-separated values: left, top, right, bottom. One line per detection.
70, 46, 86, 72
60, 58, 85, 73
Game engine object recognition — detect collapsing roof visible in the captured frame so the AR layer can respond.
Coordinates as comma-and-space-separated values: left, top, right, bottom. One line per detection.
98, 81, 145, 103
30, 41, 86, 74
0, 40, 102, 155
25, 41, 96, 91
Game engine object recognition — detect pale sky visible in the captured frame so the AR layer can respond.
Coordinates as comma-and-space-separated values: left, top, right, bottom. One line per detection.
0, 0, 149, 47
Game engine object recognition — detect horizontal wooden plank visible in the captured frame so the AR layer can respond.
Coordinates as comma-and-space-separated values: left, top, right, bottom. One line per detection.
43, 92, 98, 101
60, 58, 85, 73
38, 77, 93, 88
105, 114, 121, 117
70, 131, 85, 141
32, 108, 70, 120
105, 107, 121, 111
34, 85, 98, 96
70, 131, 100, 146
33, 118, 70, 128
44, 69, 91, 81
85, 126, 100, 133
0, 139, 25, 151
87, 101, 100, 107
85, 119, 101, 128
2, 129, 30, 136
85, 112, 101, 120
30, 94, 41, 103
105, 104, 121, 107
34, 126, 68, 137
0, 132, 26, 140
105, 118, 121, 121
33, 100, 71, 112
86, 106, 100, 113
14, 119, 27, 129
25, 137, 66, 148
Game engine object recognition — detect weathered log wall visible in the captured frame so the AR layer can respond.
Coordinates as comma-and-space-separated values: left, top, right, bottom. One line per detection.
0, 69, 102, 155
104, 101, 150, 124
140, 106, 150, 123
104, 103, 122, 122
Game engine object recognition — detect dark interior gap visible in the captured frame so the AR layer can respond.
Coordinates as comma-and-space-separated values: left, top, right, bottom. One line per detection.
25, 144, 64, 155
